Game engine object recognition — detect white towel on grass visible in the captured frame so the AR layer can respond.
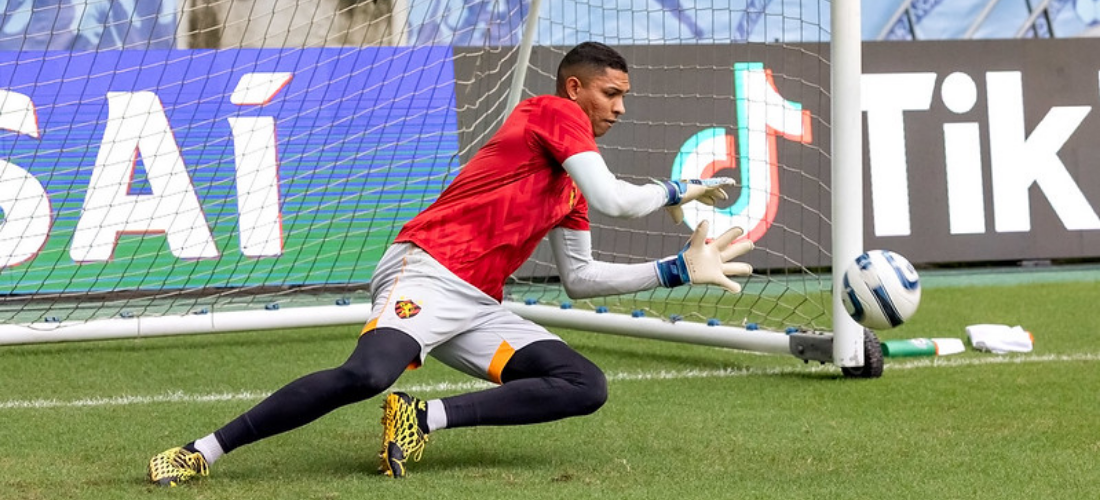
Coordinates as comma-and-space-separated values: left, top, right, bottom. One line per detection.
965, 324, 1034, 354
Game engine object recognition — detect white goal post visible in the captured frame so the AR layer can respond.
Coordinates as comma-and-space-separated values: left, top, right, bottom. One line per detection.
0, 1, 871, 374
830, 0, 866, 368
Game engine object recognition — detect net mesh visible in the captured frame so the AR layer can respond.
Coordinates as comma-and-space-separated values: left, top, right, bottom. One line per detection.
510, 1, 835, 332
0, 0, 835, 336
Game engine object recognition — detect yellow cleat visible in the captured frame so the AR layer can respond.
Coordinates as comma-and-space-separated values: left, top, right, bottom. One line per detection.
378, 392, 429, 478
148, 447, 209, 487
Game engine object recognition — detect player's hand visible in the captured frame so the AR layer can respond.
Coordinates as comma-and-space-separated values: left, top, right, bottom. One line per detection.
655, 220, 754, 293
682, 221, 754, 293
659, 178, 736, 224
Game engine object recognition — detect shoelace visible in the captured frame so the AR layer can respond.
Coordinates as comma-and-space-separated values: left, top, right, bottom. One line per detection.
174, 450, 209, 476
381, 401, 429, 462
406, 434, 428, 462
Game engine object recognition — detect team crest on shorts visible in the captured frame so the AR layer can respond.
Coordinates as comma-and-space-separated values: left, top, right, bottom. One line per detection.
394, 299, 421, 319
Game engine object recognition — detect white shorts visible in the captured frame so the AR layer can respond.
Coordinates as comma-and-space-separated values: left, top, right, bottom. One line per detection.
363, 243, 562, 383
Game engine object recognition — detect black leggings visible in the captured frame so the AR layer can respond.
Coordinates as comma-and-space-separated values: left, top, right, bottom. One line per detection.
442, 339, 608, 429
214, 328, 607, 453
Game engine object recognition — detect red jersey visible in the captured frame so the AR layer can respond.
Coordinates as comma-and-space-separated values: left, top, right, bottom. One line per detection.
395, 95, 597, 301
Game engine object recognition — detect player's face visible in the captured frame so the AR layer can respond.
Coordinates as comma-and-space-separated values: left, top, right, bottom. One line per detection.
570, 68, 630, 137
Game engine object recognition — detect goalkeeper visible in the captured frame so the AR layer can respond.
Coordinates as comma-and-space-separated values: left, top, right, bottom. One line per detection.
149, 41, 753, 485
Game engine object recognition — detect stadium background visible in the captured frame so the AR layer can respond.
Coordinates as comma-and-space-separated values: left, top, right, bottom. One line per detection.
5, 0, 1100, 49
1, 0, 1097, 294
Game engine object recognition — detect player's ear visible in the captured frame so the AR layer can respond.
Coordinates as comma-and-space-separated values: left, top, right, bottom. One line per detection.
564, 76, 583, 100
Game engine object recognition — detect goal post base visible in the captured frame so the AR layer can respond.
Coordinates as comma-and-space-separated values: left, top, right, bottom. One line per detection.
504, 303, 883, 378
0, 302, 883, 379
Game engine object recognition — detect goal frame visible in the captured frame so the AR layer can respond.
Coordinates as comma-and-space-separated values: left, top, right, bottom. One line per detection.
0, 0, 874, 375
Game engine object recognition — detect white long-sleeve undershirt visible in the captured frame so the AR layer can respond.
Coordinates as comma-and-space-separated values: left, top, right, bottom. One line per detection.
561, 151, 668, 219
548, 226, 660, 299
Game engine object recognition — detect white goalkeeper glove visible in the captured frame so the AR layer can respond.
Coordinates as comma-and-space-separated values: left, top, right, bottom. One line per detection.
654, 177, 736, 224
654, 220, 754, 294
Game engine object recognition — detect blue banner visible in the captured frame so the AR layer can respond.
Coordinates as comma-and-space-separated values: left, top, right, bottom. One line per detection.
0, 47, 460, 293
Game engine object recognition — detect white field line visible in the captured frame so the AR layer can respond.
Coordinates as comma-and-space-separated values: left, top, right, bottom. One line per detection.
3, 352, 1098, 411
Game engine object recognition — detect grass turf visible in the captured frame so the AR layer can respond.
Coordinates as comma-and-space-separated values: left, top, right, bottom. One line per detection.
1, 279, 1098, 499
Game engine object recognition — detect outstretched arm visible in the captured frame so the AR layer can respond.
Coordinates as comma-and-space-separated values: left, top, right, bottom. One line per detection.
549, 227, 661, 299
549, 223, 754, 299
562, 151, 733, 220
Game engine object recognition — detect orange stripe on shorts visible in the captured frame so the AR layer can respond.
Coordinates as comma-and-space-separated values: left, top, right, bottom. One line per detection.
358, 318, 379, 337
486, 341, 516, 384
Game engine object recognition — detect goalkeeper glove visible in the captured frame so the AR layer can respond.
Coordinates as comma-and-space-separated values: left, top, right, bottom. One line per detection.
654, 220, 754, 294
655, 178, 736, 224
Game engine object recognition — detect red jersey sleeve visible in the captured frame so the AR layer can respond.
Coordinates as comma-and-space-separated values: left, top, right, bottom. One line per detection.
527, 98, 599, 164
558, 190, 590, 231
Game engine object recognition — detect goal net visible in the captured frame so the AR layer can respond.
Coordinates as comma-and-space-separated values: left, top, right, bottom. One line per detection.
0, 0, 855, 355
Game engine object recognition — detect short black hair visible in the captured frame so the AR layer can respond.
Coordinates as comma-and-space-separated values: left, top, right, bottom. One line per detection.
555, 42, 628, 95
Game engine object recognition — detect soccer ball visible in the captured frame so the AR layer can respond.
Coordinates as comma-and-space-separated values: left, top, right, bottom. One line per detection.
841, 250, 921, 330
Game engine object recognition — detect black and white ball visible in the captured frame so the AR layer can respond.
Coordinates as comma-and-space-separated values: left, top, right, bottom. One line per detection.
841, 250, 921, 330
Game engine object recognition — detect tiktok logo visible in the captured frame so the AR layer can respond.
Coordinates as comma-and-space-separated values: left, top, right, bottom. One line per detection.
862, 71, 1100, 237
671, 62, 812, 242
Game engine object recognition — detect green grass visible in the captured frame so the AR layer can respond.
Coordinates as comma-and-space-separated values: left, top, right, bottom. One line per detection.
2, 277, 1099, 499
